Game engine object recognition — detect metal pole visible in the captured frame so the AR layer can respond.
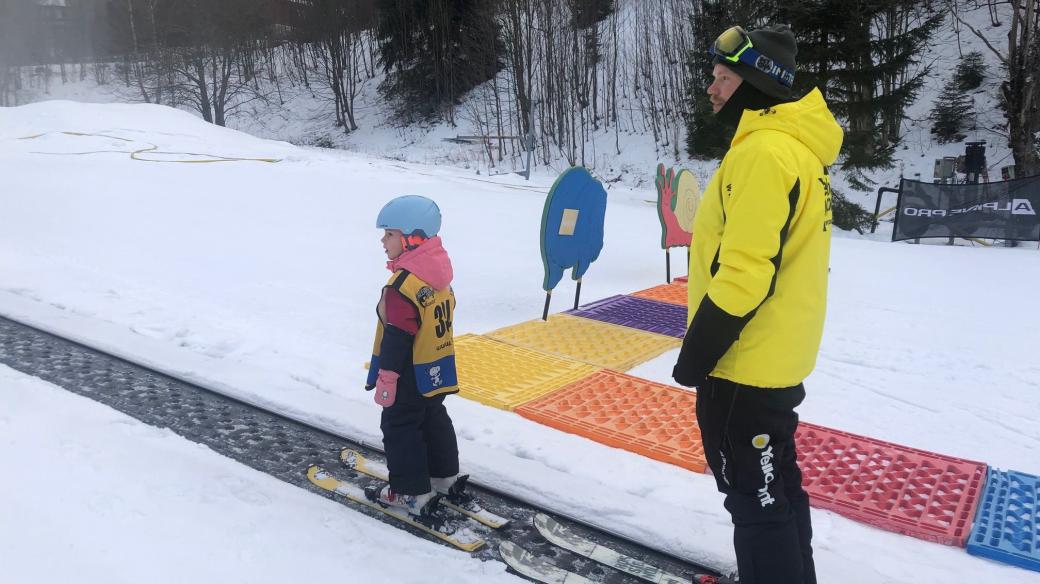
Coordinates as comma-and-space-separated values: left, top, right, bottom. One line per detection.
523, 106, 534, 181
541, 291, 552, 321
524, 138, 533, 181
873, 187, 901, 234
665, 249, 671, 283
872, 188, 884, 234
573, 279, 582, 310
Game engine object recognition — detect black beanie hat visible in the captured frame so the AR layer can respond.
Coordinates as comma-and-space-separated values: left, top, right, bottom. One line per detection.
713, 25, 797, 100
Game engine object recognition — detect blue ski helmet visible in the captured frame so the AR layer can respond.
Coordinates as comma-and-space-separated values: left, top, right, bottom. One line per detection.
376, 195, 441, 237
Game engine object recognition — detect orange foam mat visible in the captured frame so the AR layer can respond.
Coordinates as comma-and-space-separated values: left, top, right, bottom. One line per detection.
454, 334, 598, 411
515, 370, 706, 472
631, 283, 688, 306
486, 314, 680, 371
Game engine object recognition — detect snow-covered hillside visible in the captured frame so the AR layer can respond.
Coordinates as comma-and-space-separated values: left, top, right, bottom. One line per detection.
4, 2, 1018, 216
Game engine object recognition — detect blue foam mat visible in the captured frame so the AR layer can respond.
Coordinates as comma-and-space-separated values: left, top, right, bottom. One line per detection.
967, 467, 1040, 572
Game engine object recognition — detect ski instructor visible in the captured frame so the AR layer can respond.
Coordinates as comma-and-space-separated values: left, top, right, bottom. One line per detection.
672, 24, 843, 584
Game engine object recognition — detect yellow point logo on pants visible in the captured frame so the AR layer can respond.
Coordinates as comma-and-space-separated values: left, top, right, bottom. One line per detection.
752, 434, 771, 449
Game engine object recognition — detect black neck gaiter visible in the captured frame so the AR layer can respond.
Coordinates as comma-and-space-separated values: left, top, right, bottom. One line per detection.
715, 81, 789, 129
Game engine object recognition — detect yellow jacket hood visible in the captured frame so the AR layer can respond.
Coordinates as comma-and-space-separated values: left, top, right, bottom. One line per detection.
732, 87, 843, 167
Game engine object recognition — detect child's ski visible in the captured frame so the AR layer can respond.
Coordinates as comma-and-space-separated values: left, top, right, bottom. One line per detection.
305, 465, 484, 552
498, 541, 596, 584
340, 448, 510, 529
533, 513, 730, 584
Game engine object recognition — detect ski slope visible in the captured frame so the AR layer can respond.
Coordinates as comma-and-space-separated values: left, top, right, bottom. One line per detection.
1, 101, 1038, 583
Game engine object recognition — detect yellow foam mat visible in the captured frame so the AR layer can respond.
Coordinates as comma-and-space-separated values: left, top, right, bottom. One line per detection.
486, 314, 680, 371
455, 334, 598, 410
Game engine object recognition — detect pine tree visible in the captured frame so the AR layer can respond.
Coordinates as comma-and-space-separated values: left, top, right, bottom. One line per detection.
570, 0, 613, 28
831, 187, 874, 233
683, 0, 732, 159
684, 0, 938, 179
930, 79, 974, 144
376, 0, 503, 124
684, 0, 779, 159
781, 0, 941, 185
954, 51, 986, 91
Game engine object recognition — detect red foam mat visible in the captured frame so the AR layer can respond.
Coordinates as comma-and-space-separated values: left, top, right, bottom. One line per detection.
796, 422, 986, 546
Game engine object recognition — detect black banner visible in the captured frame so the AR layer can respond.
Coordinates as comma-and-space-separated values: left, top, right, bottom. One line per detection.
893, 177, 1040, 242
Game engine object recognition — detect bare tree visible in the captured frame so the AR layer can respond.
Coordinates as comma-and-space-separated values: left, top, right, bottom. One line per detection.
951, 0, 1040, 175
107, 0, 175, 104
0, 1, 27, 105
163, 0, 271, 126
296, 0, 376, 132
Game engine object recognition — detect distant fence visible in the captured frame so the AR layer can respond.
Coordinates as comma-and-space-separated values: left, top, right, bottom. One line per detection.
892, 177, 1040, 242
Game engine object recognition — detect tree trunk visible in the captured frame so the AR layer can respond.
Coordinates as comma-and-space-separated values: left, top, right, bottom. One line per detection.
1007, 0, 1040, 175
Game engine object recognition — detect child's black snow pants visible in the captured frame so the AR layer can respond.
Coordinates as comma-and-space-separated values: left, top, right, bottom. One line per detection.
380, 375, 459, 496
696, 376, 816, 584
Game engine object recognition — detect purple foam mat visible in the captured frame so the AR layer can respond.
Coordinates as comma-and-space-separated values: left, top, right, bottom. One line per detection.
566, 295, 688, 338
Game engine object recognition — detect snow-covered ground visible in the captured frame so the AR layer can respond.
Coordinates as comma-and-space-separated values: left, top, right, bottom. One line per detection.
2, 101, 1039, 583
0, 366, 518, 584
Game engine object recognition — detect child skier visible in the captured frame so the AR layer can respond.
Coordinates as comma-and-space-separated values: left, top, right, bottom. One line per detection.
366, 194, 462, 518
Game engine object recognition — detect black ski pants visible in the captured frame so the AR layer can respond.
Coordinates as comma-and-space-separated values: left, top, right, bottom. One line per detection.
696, 377, 816, 584
381, 384, 459, 496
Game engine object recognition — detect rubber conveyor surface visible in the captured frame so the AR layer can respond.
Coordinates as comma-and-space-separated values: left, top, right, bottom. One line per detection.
0, 315, 723, 583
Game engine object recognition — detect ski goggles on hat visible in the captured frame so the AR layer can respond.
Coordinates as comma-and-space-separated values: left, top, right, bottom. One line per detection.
709, 26, 795, 88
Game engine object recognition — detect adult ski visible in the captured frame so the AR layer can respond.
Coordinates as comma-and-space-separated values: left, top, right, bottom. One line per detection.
498, 541, 596, 584
340, 448, 510, 529
534, 513, 731, 584
305, 465, 484, 552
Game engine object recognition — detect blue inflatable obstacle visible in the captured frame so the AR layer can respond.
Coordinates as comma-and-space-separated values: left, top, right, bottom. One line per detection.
539, 167, 607, 318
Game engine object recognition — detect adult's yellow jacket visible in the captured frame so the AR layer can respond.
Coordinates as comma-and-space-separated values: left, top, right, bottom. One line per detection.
675, 88, 843, 388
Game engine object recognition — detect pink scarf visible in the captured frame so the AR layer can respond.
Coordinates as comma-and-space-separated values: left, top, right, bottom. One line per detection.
386, 236, 454, 289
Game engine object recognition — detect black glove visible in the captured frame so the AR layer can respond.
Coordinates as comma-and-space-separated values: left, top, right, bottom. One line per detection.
672, 362, 707, 389
673, 294, 752, 388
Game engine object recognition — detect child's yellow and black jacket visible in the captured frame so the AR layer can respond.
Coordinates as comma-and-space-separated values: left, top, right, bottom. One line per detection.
675, 88, 844, 389
367, 269, 459, 397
